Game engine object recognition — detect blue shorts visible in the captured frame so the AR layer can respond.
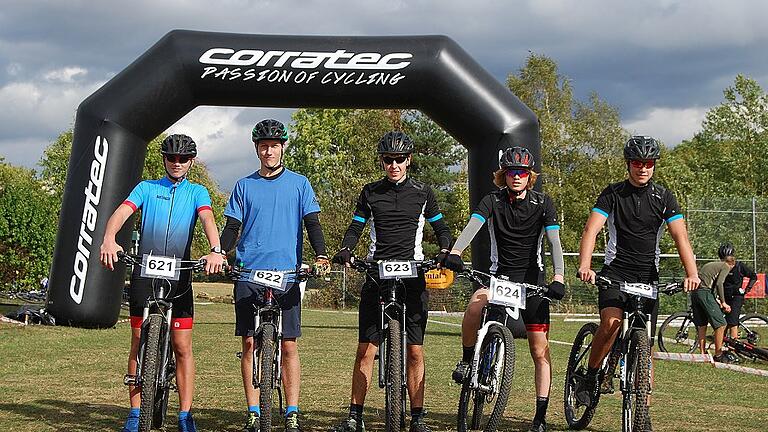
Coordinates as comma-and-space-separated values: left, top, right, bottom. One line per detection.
234, 281, 302, 338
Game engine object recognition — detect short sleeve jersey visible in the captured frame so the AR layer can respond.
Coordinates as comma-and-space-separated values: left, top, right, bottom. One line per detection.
352, 177, 444, 261
124, 177, 212, 272
224, 169, 320, 277
471, 188, 559, 274
592, 180, 682, 274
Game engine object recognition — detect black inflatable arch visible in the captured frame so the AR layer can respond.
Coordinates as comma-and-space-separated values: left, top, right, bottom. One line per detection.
46, 30, 540, 331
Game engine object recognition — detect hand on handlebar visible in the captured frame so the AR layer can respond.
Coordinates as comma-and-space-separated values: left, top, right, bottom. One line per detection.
577, 267, 596, 284
443, 253, 464, 272
313, 256, 331, 277
332, 248, 352, 267
201, 252, 225, 275
547, 280, 566, 300
99, 240, 124, 271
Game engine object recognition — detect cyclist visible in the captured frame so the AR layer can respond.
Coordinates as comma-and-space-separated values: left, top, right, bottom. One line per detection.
219, 119, 330, 432
692, 257, 735, 362
330, 131, 453, 432
719, 243, 758, 339
442, 146, 565, 432
575, 136, 700, 413
100, 134, 225, 432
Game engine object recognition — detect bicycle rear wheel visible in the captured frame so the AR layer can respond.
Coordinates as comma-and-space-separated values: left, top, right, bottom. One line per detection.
623, 329, 651, 432
138, 314, 164, 432
657, 312, 698, 354
258, 324, 277, 432
739, 313, 768, 346
456, 323, 515, 432
564, 322, 598, 430
384, 318, 403, 432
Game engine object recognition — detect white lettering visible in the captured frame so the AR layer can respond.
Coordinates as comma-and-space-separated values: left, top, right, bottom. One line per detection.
199, 47, 413, 70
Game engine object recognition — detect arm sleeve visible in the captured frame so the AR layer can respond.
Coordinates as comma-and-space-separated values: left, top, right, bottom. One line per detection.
592, 185, 613, 217
546, 229, 565, 277
303, 212, 327, 257
124, 181, 145, 211
424, 187, 452, 250
452, 216, 485, 253
715, 266, 729, 302
195, 185, 213, 213
219, 216, 242, 252
663, 189, 684, 223
340, 188, 371, 250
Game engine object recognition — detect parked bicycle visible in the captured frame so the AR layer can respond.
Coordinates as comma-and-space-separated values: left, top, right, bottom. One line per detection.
454, 268, 552, 432
564, 277, 679, 432
117, 251, 205, 432
227, 264, 316, 432
349, 257, 436, 432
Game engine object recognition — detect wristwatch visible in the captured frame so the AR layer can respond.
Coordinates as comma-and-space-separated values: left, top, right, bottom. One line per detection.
210, 246, 226, 255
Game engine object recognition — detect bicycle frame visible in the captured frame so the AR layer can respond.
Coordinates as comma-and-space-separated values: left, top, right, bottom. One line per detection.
469, 306, 510, 392
136, 282, 174, 390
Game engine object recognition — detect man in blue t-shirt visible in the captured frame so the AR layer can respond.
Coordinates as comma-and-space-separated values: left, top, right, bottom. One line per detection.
100, 134, 225, 432
219, 119, 330, 432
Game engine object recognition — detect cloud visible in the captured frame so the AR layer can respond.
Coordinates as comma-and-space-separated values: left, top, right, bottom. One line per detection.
43, 66, 88, 83
623, 106, 708, 147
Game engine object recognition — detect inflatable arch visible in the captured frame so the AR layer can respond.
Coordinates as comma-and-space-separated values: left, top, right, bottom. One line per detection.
46, 30, 540, 331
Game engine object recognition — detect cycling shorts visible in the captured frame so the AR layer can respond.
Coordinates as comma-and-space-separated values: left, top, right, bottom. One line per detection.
691, 289, 727, 329
724, 295, 745, 326
129, 276, 194, 330
234, 281, 302, 339
491, 268, 550, 332
596, 265, 660, 341
359, 273, 428, 345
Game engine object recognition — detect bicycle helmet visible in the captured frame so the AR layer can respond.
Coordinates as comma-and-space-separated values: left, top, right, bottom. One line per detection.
252, 119, 288, 143
377, 131, 414, 154
499, 146, 534, 170
161, 134, 197, 157
624, 136, 660, 160
718, 243, 735, 259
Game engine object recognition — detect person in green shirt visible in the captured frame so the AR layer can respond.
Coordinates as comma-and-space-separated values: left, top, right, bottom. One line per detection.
692, 257, 736, 362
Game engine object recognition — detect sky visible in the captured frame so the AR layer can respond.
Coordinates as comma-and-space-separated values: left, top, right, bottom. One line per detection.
1, 0, 767, 190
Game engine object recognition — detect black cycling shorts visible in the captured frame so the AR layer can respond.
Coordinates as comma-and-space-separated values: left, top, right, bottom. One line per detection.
724, 294, 745, 326
234, 281, 302, 339
596, 265, 660, 340
129, 276, 194, 329
493, 268, 550, 332
358, 273, 429, 345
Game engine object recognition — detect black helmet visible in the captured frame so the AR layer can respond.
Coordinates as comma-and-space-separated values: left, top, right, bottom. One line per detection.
718, 243, 735, 259
499, 146, 534, 170
161, 134, 197, 157
624, 136, 660, 160
252, 119, 288, 143
377, 131, 414, 154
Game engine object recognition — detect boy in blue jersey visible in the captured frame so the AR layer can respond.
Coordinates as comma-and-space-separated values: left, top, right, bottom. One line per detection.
100, 134, 225, 432
219, 119, 330, 432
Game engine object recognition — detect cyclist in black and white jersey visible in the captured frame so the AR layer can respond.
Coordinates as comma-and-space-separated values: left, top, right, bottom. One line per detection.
330, 131, 452, 432
442, 146, 565, 432
575, 136, 700, 412
719, 243, 758, 339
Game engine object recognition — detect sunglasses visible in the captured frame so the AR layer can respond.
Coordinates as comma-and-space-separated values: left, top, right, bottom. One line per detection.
165, 155, 192, 164
382, 155, 408, 165
505, 169, 530, 178
629, 160, 655, 169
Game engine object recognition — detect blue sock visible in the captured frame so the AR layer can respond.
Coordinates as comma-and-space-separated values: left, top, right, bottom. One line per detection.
179, 411, 190, 420
129, 408, 140, 418
124, 408, 140, 430
285, 405, 298, 416
248, 405, 261, 415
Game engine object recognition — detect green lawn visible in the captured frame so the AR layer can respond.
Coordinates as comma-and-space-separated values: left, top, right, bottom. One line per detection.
1, 297, 767, 431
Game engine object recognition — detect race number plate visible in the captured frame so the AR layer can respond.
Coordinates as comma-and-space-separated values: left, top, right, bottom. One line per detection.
378, 261, 418, 279
249, 270, 287, 291
620, 282, 657, 299
489, 277, 526, 309
140, 254, 180, 281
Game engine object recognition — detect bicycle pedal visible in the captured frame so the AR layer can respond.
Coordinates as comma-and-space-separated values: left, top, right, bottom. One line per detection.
236, 351, 243, 359
123, 374, 138, 386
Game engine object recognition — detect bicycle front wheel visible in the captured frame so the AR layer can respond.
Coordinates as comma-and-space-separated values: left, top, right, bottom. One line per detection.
152, 354, 174, 428
138, 314, 164, 432
258, 324, 277, 432
457, 323, 515, 432
657, 312, 698, 354
564, 322, 598, 430
623, 329, 651, 432
384, 318, 403, 432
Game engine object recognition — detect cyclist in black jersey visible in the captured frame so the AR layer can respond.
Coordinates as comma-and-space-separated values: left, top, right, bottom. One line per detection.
442, 147, 566, 432
575, 136, 700, 413
330, 131, 453, 432
718, 243, 758, 339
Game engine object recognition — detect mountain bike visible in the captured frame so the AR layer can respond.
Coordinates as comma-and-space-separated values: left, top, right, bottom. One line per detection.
564, 277, 679, 432
350, 258, 436, 432
454, 268, 552, 432
118, 251, 205, 432
228, 264, 316, 432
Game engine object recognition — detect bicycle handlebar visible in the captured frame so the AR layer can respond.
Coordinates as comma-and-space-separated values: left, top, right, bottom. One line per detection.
223, 264, 318, 281
116, 251, 207, 272
456, 268, 551, 298
593, 275, 682, 296
348, 257, 437, 274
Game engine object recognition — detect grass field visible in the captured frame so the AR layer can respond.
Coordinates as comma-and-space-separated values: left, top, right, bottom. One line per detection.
1, 284, 767, 432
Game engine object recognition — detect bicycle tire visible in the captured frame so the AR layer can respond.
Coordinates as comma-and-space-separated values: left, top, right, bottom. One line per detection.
258, 324, 277, 432
623, 329, 651, 432
151, 354, 173, 428
385, 318, 403, 432
739, 313, 768, 346
138, 314, 164, 432
456, 323, 515, 432
657, 312, 698, 354
564, 322, 598, 430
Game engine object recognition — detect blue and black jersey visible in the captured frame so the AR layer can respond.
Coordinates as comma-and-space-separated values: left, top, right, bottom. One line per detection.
341, 176, 451, 261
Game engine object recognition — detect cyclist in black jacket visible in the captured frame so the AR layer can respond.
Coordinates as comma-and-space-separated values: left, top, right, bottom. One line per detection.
330, 131, 453, 432
718, 243, 758, 339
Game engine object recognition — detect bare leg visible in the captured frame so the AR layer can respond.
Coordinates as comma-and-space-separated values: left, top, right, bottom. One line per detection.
281, 338, 301, 406
171, 329, 195, 412
350, 342, 378, 405
406, 344, 425, 408
461, 289, 489, 348
127, 327, 141, 408
527, 331, 551, 397
241, 336, 259, 407
587, 307, 623, 369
